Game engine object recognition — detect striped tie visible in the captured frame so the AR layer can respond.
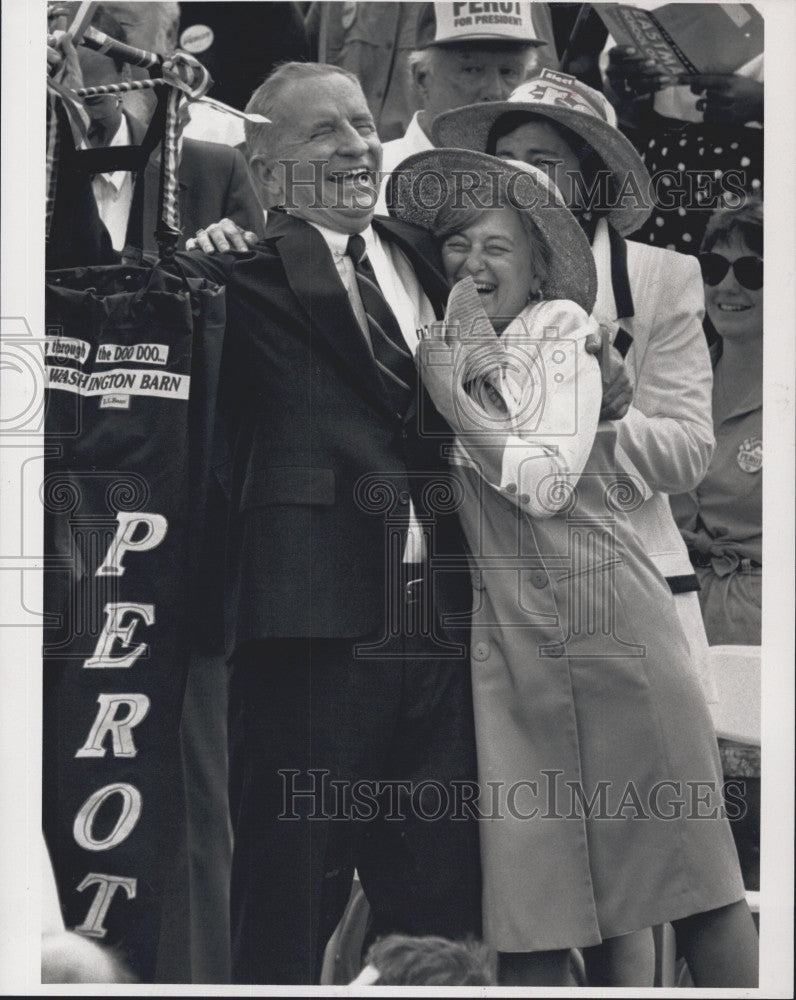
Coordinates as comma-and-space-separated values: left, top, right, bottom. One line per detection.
347, 233, 416, 416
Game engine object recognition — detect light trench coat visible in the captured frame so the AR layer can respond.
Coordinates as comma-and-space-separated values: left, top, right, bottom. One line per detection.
445, 299, 743, 951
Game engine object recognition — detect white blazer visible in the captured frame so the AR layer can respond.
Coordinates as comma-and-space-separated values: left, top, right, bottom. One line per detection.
617, 238, 715, 580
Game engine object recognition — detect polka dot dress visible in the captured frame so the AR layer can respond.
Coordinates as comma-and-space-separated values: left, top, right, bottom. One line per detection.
628, 123, 763, 255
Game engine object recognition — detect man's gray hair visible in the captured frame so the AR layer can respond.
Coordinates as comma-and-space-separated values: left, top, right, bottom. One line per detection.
244, 61, 361, 167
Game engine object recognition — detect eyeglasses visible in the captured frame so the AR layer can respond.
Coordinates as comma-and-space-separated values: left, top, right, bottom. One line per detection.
699, 253, 763, 291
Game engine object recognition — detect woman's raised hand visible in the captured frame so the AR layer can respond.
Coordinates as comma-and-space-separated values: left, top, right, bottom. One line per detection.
417, 278, 509, 431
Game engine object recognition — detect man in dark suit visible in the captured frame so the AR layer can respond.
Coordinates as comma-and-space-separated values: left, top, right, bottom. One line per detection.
185, 61, 481, 985
73, 6, 264, 255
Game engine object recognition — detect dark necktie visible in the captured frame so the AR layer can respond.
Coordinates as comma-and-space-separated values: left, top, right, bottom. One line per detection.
88, 121, 109, 147
347, 233, 416, 416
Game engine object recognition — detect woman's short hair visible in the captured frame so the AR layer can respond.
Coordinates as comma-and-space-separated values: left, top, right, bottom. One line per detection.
701, 197, 763, 255
431, 172, 552, 282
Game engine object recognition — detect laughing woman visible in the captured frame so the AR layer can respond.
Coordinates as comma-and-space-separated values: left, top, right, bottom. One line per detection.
388, 150, 758, 988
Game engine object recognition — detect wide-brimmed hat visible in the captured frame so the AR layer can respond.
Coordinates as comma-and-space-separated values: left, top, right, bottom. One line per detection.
415, 1, 546, 49
386, 147, 597, 313
431, 68, 652, 235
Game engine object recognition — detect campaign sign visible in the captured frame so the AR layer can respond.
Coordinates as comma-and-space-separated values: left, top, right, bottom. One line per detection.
42, 265, 225, 979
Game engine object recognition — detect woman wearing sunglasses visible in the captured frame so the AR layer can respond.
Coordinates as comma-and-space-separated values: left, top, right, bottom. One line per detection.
673, 199, 763, 647
673, 199, 763, 896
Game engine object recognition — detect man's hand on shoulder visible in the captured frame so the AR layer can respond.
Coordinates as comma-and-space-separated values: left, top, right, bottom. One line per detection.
186, 219, 259, 254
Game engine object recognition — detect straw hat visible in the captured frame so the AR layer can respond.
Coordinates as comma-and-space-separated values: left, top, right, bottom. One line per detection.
431, 68, 653, 235
386, 147, 597, 313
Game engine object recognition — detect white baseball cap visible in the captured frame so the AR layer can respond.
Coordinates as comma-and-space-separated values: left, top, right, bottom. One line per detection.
415, 1, 546, 49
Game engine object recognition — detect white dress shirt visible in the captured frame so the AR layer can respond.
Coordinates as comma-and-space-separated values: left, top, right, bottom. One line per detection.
84, 115, 134, 251
306, 219, 440, 562
376, 113, 435, 214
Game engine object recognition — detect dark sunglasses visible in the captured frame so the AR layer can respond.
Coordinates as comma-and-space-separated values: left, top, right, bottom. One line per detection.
699, 253, 764, 290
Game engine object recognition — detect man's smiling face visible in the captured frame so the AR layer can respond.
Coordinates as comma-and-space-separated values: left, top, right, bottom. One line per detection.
263, 73, 383, 235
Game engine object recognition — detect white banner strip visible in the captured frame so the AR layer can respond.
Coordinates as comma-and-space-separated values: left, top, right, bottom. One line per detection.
45, 337, 92, 364
95, 343, 171, 366
46, 366, 190, 400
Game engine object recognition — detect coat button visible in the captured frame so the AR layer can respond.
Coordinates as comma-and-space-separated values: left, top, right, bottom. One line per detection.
530, 569, 548, 589
504, 482, 517, 494
398, 490, 410, 505
472, 641, 490, 661
520, 493, 531, 505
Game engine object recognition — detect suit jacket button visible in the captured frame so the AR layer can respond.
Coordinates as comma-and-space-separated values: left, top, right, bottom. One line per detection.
504, 482, 518, 494
530, 569, 548, 589
472, 641, 490, 661
398, 490, 410, 505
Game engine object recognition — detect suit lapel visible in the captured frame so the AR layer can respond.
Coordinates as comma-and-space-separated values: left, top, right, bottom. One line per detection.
270, 213, 393, 415
605, 226, 636, 360
372, 215, 450, 318
125, 113, 147, 146
609, 227, 635, 322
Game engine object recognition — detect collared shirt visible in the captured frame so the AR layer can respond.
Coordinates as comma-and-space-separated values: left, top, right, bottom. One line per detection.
376, 113, 435, 214
673, 366, 762, 573
305, 218, 439, 562
84, 115, 134, 251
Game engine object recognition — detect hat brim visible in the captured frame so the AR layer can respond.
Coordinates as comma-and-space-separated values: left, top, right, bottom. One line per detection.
425, 34, 547, 47
431, 100, 653, 236
386, 148, 597, 314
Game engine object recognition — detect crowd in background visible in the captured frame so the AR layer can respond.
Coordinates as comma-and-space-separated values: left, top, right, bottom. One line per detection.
44, 1, 764, 987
